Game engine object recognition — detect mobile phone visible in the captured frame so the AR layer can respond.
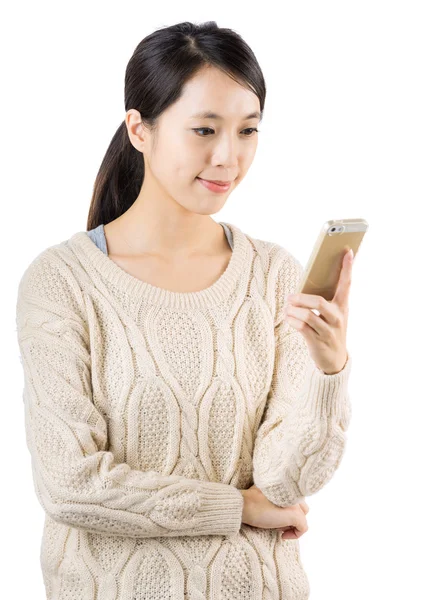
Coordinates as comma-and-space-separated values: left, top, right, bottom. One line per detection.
296, 218, 369, 301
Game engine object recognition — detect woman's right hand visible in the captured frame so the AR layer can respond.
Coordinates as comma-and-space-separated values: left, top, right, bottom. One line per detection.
240, 485, 309, 540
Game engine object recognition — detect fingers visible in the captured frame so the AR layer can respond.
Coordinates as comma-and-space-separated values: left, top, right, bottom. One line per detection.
280, 501, 310, 540
281, 527, 298, 539
282, 531, 299, 540
281, 525, 306, 540
281, 522, 308, 539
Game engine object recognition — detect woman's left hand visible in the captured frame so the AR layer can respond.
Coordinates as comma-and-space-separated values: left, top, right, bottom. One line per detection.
283, 249, 354, 375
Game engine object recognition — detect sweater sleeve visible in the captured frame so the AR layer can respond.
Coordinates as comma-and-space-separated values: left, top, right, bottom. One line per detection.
15, 250, 244, 539
252, 249, 353, 507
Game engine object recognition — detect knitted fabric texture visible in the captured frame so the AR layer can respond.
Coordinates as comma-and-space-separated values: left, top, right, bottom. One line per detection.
15, 221, 352, 600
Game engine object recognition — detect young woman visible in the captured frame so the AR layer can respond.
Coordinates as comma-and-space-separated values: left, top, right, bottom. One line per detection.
16, 20, 352, 600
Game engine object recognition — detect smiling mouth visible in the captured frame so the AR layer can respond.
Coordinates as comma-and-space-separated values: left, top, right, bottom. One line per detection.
197, 178, 234, 185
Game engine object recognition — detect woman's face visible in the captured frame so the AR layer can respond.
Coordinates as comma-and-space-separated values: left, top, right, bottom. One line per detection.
127, 65, 261, 216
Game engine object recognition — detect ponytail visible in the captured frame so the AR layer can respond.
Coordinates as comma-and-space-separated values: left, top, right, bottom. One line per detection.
86, 120, 144, 230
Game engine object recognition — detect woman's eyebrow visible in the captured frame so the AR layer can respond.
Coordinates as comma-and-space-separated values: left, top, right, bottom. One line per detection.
189, 110, 261, 120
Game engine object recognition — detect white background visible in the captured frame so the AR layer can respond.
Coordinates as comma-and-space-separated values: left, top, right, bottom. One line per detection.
3, 1, 425, 598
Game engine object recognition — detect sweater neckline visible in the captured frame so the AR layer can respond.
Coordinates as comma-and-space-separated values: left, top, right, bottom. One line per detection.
69, 221, 250, 309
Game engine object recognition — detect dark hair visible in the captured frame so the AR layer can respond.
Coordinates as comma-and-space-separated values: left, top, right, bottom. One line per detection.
86, 21, 266, 231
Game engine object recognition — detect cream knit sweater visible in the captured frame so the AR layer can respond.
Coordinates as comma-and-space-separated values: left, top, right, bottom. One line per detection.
15, 221, 352, 600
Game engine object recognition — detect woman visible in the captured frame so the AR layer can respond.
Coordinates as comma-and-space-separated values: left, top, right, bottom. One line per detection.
16, 21, 352, 600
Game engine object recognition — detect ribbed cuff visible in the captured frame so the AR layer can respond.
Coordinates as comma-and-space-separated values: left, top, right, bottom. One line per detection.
195, 483, 244, 536
300, 350, 353, 422
257, 479, 304, 509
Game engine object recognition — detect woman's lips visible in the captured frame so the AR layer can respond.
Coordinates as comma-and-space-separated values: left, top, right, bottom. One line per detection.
197, 178, 232, 193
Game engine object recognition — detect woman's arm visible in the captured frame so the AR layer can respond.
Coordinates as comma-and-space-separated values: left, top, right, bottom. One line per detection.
16, 249, 244, 539
252, 250, 353, 507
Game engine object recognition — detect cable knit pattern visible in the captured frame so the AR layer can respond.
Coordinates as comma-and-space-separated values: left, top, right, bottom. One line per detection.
15, 221, 352, 599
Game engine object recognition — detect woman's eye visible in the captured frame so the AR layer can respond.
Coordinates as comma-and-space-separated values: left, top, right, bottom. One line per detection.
192, 128, 259, 137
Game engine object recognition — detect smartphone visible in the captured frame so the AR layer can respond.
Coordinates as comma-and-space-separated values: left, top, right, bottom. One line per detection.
296, 218, 369, 301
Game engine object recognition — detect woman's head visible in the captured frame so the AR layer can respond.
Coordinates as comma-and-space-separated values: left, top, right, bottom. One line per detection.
87, 21, 266, 230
